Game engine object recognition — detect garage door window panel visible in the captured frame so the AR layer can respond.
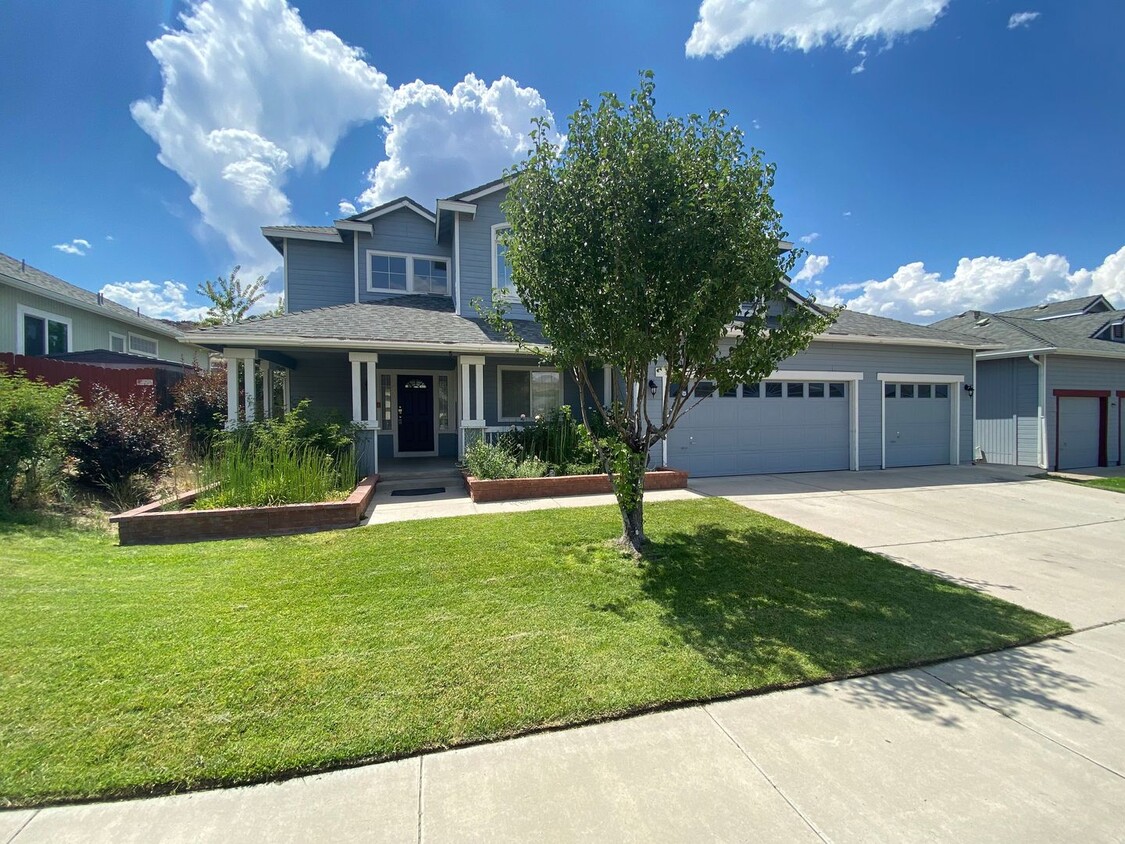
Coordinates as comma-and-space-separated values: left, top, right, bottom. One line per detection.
765, 383, 782, 398
742, 382, 760, 398
787, 382, 805, 398
829, 383, 846, 399
808, 383, 825, 398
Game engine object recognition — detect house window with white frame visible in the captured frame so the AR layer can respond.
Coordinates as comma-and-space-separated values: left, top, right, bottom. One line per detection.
18, 306, 71, 356
367, 251, 449, 295
127, 333, 158, 357
499, 367, 562, 420
492, 224, 515, 298
109, 332, 126, 354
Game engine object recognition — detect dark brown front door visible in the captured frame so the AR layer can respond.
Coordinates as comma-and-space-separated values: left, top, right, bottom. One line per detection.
397, 375, 434, 453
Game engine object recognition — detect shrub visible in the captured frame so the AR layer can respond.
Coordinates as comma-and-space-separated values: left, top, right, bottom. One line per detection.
72, 386, 178, 491
219, 399, 357, 460
463, 439, 519, 480
0, 368, 85, 510
171, 365, 227, 454
195, 439, 357, 509
512, 456, 549, 478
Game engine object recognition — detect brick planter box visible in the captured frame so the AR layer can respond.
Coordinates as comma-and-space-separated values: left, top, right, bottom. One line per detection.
462, 468, 688, 504
110, 475, 379, 546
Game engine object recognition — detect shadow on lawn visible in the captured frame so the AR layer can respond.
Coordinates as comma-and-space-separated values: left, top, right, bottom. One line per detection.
640, 522, 1093, 728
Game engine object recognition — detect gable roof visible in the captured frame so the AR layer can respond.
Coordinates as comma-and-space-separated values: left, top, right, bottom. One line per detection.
446, 177, 508, 203
995, 294, 1114, 320
347, 196, 435, 224
0, 252, 189, 340
932, 307, 1125, 359
820, 308, 990, 348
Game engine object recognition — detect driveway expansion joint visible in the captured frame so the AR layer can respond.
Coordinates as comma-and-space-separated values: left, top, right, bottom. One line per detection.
864, 516, 1125, 551
4, 809, 37, 844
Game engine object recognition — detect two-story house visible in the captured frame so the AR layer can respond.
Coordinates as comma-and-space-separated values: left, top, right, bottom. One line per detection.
934, 295, 1125, 471
1, 252, 207, 367
191, 178, 994, 478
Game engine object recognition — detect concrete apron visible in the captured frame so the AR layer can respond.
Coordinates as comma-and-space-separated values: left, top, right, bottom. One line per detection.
8, 622, 1124, 843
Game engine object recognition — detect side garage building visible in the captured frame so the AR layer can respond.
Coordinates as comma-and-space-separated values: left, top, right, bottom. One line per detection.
661, 310, 986, 477
933, 295, 1125, 471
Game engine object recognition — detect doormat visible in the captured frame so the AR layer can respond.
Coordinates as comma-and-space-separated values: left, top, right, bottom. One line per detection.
390, 487, 446, 497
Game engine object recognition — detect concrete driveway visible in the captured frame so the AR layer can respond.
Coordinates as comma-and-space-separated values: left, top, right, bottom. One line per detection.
691, 464, 1125, 629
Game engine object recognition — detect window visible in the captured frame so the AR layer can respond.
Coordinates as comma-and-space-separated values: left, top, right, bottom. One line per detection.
437, 375, 451, 431
742, 382, 760, 398
492, 224, 515, 297
900, 384, 915, 398
764, 382, 783, 398
128, 333, 158, 358
380, 375, 393, 431
722, 384, 739, 398
885, 383, 896, 399
109, 333, 126, 354
829, 382, 846, 398
934, 384, 949, 399
918, 384, 932, 399
787, 382, 804, 398
367, 251, 449, 295
18, 306, 71, 356
695, 381, 716, 398
808, 382, 825, 398
1112, 323, 1124, 341
499, 368, 561, 420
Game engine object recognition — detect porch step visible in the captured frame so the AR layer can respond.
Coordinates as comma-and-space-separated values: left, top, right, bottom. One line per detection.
377, 466, 464, 484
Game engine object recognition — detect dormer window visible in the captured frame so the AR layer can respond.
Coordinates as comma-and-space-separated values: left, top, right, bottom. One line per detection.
367, 251, 449, 296
1112, 323, 1124, 341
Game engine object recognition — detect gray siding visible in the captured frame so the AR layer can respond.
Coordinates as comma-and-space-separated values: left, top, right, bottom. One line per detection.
287, 351, 351, 418
481, 355, 584, 426
975, 356, 1042, 466
456, 188, 534, 321
286, 239, 354, 312
356, 208, 452, 304
1, 281, 206, 366
1044, 355, 1125, 468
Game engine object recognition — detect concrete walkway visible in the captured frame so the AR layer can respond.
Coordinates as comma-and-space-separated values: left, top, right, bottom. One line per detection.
6, 622, 1123, 843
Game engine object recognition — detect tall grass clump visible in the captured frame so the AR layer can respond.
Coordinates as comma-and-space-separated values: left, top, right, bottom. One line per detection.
195, 439, 356, 509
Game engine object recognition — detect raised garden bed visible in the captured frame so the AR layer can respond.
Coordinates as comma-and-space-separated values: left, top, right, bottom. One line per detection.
110, 475, 379, 545
463, 468, 688, 503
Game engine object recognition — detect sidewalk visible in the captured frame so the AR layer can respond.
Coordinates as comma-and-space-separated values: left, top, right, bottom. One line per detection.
6, 621, 1123, 843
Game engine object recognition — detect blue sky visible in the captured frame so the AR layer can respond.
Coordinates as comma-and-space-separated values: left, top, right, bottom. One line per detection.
2, 0, 1123, 323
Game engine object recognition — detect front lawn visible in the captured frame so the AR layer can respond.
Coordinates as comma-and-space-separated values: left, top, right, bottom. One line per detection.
0, 499, 1068, 806
1069, 476, 1125, 494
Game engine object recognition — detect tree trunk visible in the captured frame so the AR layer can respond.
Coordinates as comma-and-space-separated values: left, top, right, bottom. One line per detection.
612, 448, 648, 554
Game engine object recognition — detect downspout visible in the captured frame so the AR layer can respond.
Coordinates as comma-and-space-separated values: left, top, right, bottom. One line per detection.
1028, 354, 1047, 469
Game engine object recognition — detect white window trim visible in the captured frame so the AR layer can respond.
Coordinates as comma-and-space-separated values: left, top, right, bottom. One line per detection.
497, 365, 563, 422
16, 305, 73, 355
366, 249, 450, 296
127, 331, 159, 358
109, 332, 126, 353
491, 223, 518, 302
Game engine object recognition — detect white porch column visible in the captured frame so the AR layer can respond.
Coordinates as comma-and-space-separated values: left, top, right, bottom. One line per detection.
223, 348, 256, 428
458, 355, 486, 457
349, 352, 380, 475
350, 358, 362, 425
261, 361, 272, 419
243, 358, 257, 422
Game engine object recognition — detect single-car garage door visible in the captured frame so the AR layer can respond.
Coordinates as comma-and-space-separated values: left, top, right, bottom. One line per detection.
1057, 396, 1101, 470
665, 379, 851, 477
884, 381, 953, 468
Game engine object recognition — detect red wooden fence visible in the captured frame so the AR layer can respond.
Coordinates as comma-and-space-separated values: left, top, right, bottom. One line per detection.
0, 353, 183, 407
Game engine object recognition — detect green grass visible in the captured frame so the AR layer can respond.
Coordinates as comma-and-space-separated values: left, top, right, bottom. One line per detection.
0, 499, 1068, 807
1050, 475, 1125, 494
196, 440, 356, 509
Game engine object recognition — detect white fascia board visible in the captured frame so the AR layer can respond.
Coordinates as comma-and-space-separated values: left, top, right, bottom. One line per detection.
333, 220, 373, 233
261, 227, 342, 243
0, 274, 187, 340
354, 200, 435, 224
457, 181, 509, 202
437, 199, 477, 215
877, 372, 965, 383
769, 369, 864, 381
975, 347, 1057, 360
195, 335, 532, 355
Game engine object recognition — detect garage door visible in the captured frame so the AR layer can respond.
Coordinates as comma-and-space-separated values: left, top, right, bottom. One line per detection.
1057, 397, 1101, 470
884, 382, 952, 468
665, 380, 850, 477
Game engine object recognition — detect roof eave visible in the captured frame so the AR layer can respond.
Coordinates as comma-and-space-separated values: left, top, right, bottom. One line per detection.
191, 335, 530, 355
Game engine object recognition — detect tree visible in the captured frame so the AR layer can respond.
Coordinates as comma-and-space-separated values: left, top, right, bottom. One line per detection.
493, 72, 836, 553
197, 265, 268, 326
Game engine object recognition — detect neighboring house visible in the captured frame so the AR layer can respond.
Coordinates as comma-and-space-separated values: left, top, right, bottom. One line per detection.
0, 252, 207, 366
190, 179, 993, 478
933, 295, 1125, 471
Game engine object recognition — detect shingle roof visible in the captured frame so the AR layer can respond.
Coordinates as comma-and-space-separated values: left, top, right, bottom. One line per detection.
822, 308, 987, 347
262, 225, 339, 235
931, 308, 1125, 357
446, 177, 507, 201
996, 295, 1112, 320
188, 295, 546, 348
0, 251, 186, 339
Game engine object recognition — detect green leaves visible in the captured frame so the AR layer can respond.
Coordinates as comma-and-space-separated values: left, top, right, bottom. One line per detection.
197, 265, 268, 326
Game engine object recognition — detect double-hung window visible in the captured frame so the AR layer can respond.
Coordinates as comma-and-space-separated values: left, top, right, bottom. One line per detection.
367, 251, 449, 296
18, 306, 71, 356
492, 223, 515, 299
499, 368, 562, 420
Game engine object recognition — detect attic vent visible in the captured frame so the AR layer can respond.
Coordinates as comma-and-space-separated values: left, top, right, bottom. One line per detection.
1035, 303, 1049, 310
975, 317, 991, 327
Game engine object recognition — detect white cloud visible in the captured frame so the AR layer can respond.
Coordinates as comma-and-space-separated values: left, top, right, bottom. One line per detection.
686, 0, 950, 58
843, 210, 852, 217
807, 246, 1125, 323
356, 75, 555, 210
100, 280, 211, 322
337, 200, 357, 217
792, 254, 830, 284
53, 238, 91, 256
800, 232, 821, 244
1008, 11, 1040, 29
104, 235, 114, 242
131, 0, 392, 276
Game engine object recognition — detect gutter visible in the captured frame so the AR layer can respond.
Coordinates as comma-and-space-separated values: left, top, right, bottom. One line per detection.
189, 335, 531, 355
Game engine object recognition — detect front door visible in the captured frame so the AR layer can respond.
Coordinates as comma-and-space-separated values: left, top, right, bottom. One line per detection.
397, 375, 435, 453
